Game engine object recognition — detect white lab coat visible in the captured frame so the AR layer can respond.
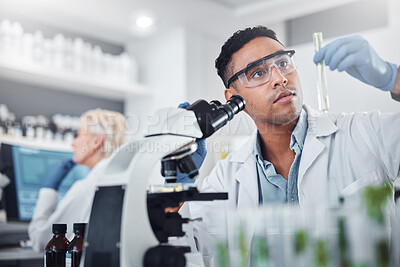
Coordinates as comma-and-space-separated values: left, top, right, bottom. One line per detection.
188, 104, 400, 264
28, 158, 109, 252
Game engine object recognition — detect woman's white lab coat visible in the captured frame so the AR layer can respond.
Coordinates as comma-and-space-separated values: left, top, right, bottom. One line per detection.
188, 105, 400, 264
28, 159, 109, 252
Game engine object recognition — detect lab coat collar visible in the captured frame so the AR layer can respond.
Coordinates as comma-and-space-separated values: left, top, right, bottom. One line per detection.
92, 158, 109, 171
227, 130, 259, 207
303, 104, 338, 137
230, 136, 259, 249
234, 154, 259, 206
85, 158, 110, 180
230, 131, 258, 163
298, 105, 338, 187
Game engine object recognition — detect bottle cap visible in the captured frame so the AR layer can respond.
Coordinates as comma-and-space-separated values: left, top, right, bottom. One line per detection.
73, 223, 87, 234
52, 224, 67, 234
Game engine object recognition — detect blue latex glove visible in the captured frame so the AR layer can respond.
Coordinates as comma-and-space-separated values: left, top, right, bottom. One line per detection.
313, 35, 398, 91
42, 159, 76, 190
176, 102, 207, 183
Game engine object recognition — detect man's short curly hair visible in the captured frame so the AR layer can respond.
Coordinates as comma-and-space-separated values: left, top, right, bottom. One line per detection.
215, 26, 283, 88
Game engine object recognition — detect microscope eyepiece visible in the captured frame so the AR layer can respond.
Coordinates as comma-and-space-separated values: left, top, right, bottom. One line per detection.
209, 100, 222, 108
220, 95, 245, 120
186, 95, 246, 138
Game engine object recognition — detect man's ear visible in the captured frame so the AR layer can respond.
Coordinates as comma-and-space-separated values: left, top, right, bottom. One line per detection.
93, 134, 105, 150
224, 89, 233, 101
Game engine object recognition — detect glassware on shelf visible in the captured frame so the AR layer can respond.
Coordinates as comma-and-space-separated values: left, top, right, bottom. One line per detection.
22, 116, 36, 139
0, 19, 140, 85
32, 30, 44, 64
53, 34, 65, 70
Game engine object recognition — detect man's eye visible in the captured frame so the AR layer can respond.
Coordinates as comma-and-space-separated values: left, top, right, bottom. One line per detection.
278, 60, 289, 68
251, 69, 267, 79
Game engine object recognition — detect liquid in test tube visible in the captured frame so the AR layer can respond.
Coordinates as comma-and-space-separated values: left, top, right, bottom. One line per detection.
313, 32, 330, 113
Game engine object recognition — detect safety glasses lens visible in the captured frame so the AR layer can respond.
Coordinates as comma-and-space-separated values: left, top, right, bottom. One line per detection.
238, 53, 296, 87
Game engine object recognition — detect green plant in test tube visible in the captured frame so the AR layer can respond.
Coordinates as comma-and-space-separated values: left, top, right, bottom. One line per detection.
238, 224, 249, 267
314, 240, 329, 267
251, 235, 268, 266
362, 183, 392, 267
362, 183, 393, 225
376, 239, 390, 267
337, 217, 351, 267
256, 236, 268, 261
313, 32, 330, 113
294, 229, 308, 255
216, 241, 230, 267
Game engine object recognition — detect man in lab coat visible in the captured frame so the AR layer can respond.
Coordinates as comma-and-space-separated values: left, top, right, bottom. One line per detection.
28, 109, 127, 252
187, 26, 400, 264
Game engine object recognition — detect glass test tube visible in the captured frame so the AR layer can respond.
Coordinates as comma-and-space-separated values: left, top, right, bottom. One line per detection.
313, 32, 330, 113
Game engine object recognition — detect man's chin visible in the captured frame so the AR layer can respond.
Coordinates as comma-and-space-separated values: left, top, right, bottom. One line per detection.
270, 107, 301, 125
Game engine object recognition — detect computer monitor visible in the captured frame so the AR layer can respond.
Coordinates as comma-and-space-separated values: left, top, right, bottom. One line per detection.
1, 142, 90, 221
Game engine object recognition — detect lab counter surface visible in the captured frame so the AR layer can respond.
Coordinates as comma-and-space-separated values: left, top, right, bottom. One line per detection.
0, 222, 43, 267
0, 247, 42, 267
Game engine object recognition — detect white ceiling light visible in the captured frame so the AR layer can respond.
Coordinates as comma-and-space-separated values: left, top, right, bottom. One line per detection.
136, 15, 154, 29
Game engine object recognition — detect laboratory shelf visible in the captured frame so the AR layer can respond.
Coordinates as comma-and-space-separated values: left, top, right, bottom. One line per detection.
0, 136, 72, 152
0, 60, 152, 101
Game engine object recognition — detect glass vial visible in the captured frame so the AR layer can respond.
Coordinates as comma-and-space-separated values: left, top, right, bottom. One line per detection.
313, 32, 330, 113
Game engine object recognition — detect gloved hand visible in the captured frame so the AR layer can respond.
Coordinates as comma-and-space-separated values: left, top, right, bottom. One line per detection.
313, 35, 398, 91
176, 102, 207, 183
42, 159, 76, 190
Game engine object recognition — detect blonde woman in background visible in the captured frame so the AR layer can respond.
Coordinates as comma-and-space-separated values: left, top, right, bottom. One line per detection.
28, 109, 127, 252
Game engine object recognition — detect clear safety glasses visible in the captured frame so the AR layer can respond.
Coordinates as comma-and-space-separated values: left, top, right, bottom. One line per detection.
227, 50, 296, 88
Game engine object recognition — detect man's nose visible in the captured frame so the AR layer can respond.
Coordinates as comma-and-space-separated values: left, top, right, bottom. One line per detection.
270, 65, 288, 89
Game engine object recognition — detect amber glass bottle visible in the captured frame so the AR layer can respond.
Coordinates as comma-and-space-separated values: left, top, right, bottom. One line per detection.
45, 224, 70, 267
66, 223, 86, 267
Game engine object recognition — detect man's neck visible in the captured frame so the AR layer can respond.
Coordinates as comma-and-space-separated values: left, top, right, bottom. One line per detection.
256, 118, 298, 162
